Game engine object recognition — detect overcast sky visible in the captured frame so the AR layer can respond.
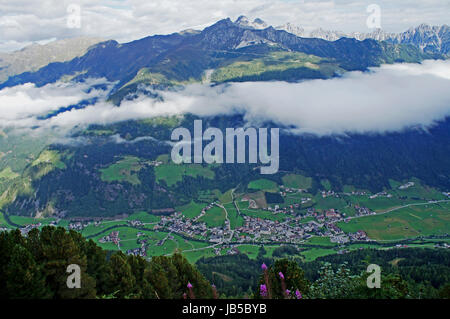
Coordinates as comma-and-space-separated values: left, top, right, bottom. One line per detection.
0, 0, 449, 52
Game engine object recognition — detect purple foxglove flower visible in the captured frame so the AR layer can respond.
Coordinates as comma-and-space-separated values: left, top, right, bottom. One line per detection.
260, 284, 268, 297
295, 290, 302, 299
187, 282, 193, 289
261, 263, 268, 271
279, 272, 285, 280
285, 289, 291, 296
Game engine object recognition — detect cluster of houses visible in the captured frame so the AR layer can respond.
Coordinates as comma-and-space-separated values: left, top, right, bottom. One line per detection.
20, 223, 41, 236
399, 182, 415, 190
149, 160, 163, 167
126, 247, 147, 257
68, 221, 90, 231
265, 199, 310, 214
126, 237, 148, 257
85, 186, 428, 254
128, 220, 144, 227
325, 222, 343, 235
343, 191, 368, 196
279, 185, 308, 195
353, 206, 376, 217
370, 191, 393, 199
348, 230, 369, 241
321, 190, 338, 198
99, 231, 120, 245
209, 223, 233, 244
331, 234, 350, 244
234, 215, 305, 243
157, 212, 209, 238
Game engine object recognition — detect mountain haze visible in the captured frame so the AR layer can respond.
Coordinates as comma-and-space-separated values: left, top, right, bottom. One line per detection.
0, 37, 104, 83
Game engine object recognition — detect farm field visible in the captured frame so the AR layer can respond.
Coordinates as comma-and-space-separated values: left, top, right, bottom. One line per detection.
223, 203, 244, 229
127, 211, 161, 223
155, 163, 214, 187
8, 215, 56, 226
233, 245, 261, 259
81, 220, 128, 237
239, 191, 268, 209
1, 174, 448, 266
100, 156, 144, 185
238, 205, 287, 222
176, 201, 206, 219
301, 248, 338, 262
338, 202, 450, 241
304, 236, 337, 247
199, 206, 227, 227
248, 179, 278, 193
342, 195, 415, 212
282, 174, 312, 189
314, 194, 348, 211
389, 179, 447, 200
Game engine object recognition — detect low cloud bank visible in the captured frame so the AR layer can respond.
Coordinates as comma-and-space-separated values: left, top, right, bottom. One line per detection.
0, 78, 112, 133
1, 59, 450, 137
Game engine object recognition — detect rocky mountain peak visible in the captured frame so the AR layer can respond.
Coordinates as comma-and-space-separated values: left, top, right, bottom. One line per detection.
276, 23, 306, 37
234, 16, 268, 30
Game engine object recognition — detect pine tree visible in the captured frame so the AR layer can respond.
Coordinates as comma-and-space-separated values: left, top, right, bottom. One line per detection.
5, 244, 51, 299
107, 252, 136, 298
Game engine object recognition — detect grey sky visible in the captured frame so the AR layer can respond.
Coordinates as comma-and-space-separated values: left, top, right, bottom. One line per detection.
0, 0, 449, 52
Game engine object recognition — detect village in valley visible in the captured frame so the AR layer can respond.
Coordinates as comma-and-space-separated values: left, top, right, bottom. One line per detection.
2, 176, 449, 263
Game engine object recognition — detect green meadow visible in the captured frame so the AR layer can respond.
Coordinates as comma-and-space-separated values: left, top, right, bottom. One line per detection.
238, 202, 287, 222
100, 156, 143, 185
177, 201, 206, 219
282, 174, 312, 189
199, 206, 227, 227
224, 203, 245, 229
248, 179, 278, 193
155, 164, 214, 187
0, 167, 19, 180
338, 202, 450, 241
301, 248, 338, 262
313, 194, 348, 211
304, 236, 337, 247
127, 211, 161, 223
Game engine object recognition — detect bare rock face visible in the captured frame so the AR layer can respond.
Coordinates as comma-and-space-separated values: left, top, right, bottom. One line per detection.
276, 23, 449, 55
276, 23, 306, 37
0, 37, 104, 83
234, 16, 268, 30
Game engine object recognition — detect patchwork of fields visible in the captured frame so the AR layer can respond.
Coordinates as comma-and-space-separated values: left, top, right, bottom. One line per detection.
1, 171, 448, 264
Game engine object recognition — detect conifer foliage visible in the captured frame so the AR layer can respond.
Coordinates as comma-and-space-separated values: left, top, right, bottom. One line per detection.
0, 227, 213, 299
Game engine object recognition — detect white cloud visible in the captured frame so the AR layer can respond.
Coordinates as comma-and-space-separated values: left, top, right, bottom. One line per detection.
0, 78, 112, 130
0, 0, 449, 52
1, 59, 449, 137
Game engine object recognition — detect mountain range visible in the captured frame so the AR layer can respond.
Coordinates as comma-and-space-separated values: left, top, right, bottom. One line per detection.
276, 22, 450, 55
0, 16, 446, 104
0, 37, 103, 83
0, 17, 449, 219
